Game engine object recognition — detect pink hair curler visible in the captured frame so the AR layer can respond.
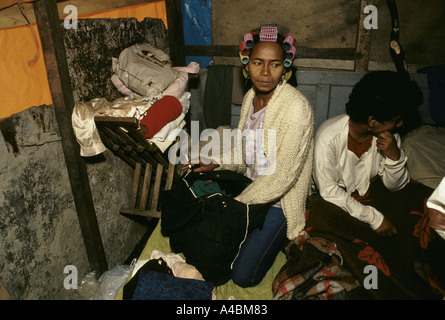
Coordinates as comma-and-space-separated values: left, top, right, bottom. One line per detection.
283, 35, 295, 51
259, 25, 278, 42
243, 33, 254, 48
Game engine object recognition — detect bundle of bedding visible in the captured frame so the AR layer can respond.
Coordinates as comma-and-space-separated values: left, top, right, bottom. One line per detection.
272, 231, 369, 300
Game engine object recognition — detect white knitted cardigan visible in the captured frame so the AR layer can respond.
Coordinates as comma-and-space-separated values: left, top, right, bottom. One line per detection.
219, 80, 314, 239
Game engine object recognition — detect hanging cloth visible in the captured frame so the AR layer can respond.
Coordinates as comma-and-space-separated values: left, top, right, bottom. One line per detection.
203, 65, 233, 128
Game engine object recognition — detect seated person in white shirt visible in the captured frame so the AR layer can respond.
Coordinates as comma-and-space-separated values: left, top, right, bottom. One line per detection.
307, 70, 445, 299
312, 70, 420, 236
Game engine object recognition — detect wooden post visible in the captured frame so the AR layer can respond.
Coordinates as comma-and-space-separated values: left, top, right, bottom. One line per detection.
354, 0, 375, 72
33, 0, 108, 276
165, 0, 186, 66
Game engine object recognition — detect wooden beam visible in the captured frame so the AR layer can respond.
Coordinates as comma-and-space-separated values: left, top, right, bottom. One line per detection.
184, 45, 356, 60
120, 208, 161, 219
33, 0, 108, 276
165, 0, 186, 66
354, 0, 375, 72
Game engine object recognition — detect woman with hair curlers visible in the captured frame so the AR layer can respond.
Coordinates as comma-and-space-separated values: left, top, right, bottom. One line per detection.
183, 24, 314, 287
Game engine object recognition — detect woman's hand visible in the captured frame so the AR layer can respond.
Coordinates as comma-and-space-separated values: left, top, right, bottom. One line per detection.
375, 216, 398, 237
376, 131, 400, 161
181, 158, 220, 173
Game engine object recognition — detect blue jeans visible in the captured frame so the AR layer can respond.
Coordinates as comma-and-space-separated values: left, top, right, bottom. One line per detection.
231, 206, 287, 288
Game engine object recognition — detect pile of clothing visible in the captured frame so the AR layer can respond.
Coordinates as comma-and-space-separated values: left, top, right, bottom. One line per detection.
122, 250, 215, 300
71, 43, 199, 157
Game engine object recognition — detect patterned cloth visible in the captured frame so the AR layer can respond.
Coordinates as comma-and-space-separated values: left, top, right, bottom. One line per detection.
272, 231, 368, 300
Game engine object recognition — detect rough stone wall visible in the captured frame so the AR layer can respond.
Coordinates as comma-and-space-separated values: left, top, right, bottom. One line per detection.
0, 17, 168, 299
62, 17, 169, 103
0, 105, 86, 299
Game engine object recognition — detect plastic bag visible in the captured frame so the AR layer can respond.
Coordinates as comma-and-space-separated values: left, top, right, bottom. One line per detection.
73, 271, 101, 300
97, 263, 134, 300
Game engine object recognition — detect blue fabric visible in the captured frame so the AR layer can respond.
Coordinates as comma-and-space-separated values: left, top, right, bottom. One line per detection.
182, 0, 213, 68
231, 206, 287, 288
132, 270, 213, 300
418, 65, 445, 127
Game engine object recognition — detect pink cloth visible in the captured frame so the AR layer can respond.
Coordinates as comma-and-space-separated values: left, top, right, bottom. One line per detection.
243, 102, 281, 208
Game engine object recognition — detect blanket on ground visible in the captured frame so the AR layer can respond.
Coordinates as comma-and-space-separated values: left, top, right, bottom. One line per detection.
304, 178, 445, 300
272, 231, 369, 300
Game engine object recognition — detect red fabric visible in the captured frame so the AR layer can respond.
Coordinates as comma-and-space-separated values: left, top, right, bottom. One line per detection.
140, 95, 182, 138
347, 133, 373, 158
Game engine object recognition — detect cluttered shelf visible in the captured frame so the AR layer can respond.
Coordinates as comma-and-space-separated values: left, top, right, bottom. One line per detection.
72, 44, 199, 220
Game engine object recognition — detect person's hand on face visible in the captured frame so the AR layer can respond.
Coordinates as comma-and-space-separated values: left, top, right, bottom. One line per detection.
376, 131, 400, 161
369, 116, 403, 161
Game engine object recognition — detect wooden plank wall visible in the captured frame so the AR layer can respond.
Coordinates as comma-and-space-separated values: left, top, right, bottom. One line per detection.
164, 0, 374, 70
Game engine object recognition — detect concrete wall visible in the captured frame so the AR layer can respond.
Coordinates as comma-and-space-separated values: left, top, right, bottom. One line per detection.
0, 17, 168, 300
0, 105, 144, 299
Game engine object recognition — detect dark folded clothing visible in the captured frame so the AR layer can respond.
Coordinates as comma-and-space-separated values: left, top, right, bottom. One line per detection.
132, 270, 213, 300
122, 258, 173, 300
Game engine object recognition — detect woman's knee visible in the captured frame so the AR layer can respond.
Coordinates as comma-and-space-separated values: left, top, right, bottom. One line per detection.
231, 206, 287, 288
231, 266, 261, 288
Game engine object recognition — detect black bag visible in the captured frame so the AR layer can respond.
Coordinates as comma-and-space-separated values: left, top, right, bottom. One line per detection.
160, 170, 270, 286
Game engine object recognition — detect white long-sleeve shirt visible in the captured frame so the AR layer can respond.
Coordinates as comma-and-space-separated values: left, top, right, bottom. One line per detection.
427, 177, 445, 239
313, 114, 410, 230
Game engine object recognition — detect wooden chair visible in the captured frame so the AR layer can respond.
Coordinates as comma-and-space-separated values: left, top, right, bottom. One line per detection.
94, 116, 180, 220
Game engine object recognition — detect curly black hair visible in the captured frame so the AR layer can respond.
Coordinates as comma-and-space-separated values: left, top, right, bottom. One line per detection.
346, 71, 423, 135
